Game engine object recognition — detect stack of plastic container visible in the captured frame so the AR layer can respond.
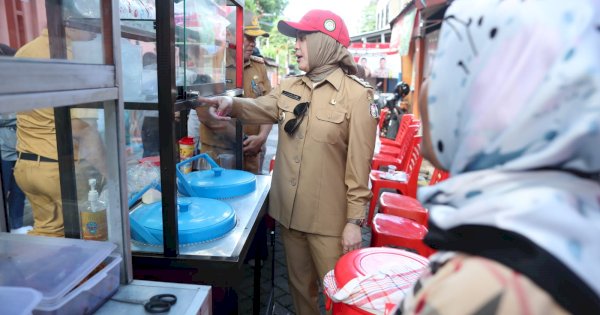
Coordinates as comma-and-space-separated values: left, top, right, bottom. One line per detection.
0, 234, 121, 314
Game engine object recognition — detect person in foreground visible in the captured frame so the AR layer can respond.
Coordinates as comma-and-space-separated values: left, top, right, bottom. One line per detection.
395, 0, 600, 314
199, 9, 377, 314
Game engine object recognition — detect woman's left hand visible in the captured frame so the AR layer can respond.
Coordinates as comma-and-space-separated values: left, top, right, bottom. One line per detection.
341, 223, 362, 254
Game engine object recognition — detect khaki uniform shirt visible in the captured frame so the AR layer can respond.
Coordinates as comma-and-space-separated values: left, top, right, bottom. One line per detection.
200, 56, 271, 149
242, 56, 272, 136
232, 68, 377, 236
15, 29, 83, 160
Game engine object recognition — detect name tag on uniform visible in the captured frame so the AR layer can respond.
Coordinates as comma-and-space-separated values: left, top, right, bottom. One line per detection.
282, 90, 301, 101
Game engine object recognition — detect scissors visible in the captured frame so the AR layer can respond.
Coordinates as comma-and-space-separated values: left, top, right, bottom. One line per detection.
144, 294, 177, 313
111, 293, 177, 313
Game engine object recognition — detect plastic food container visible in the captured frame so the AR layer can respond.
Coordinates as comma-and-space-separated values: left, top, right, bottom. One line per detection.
0, 233, 121, 315
34, 254, 122, 315
0, 286, 43, 315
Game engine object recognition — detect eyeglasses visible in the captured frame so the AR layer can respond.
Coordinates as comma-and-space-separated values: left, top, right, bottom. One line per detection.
284, 102, 309, 135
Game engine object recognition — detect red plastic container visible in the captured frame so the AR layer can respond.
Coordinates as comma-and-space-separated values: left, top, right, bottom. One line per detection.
326, 247, 428, 314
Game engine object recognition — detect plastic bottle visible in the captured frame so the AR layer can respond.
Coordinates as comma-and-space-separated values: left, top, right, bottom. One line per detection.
179, 137, 195, 174
80, 178, 108, 241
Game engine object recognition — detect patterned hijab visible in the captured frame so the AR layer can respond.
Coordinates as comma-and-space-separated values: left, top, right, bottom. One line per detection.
420, 0, 600, 309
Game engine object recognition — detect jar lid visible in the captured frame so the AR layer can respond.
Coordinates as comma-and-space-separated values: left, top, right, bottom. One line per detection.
179, 168, 256, 198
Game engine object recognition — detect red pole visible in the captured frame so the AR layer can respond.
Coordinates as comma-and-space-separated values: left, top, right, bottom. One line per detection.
236, 6, 243, 89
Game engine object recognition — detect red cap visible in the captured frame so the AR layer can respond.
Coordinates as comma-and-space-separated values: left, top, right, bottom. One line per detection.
278, 10, 350, 47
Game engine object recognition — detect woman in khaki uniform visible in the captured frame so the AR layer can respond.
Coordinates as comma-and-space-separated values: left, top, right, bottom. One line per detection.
199, 10, 377, 314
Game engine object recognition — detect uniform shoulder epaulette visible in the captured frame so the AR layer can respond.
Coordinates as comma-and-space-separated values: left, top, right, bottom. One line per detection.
347, 74, 372, 88
250, 55, 265, 64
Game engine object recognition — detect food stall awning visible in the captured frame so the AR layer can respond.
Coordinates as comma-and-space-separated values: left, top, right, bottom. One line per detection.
390, 6, 418, 56
348, 42, 398, 57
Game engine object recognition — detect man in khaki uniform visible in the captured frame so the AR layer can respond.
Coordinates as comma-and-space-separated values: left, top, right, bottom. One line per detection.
196, 17, 272, 174
14, 28, 107, 237
199, 10, 377, 314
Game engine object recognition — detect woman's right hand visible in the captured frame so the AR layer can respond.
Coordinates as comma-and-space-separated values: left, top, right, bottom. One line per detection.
196, 96, 233, 121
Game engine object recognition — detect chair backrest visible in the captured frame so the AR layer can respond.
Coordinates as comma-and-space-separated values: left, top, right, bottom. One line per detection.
378, 107, 390, 130
401, 135, 422, 173
397, 132, 420, 170
403, 136, 423, 197
429, 168, 449, 185
393, 114, 415, 142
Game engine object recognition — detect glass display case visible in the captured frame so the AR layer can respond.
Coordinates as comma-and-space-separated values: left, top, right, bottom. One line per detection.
0, 0, 131, 281
2, 3, 269, 312
112, 0, 253, 257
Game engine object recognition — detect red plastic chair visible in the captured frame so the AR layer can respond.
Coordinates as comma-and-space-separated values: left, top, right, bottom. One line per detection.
379, 124, 420, 155
379, 114, 414, 147
368, 137, 423, 225
429, 168, 449, 184
370, 213, 435, 257
377, 169, 449, 225
372, 125, 419, 171
379, 192, 428, 225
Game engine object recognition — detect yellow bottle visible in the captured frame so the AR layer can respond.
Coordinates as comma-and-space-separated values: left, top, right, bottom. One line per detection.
80, 178, 108, 241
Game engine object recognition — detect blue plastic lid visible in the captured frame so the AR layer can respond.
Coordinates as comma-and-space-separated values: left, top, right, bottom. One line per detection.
179, 167, 256, 198
130, 197, 236, 244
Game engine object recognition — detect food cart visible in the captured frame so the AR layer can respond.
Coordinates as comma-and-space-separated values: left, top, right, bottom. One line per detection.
0, 0, 269, 313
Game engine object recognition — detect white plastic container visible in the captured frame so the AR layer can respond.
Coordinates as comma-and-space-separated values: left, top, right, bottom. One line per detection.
34, 255, 122, 315
0, 287, 43, 315
0, 233, 120, 315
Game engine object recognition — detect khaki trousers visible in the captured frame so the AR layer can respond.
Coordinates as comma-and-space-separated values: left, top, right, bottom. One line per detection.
14, 158, 64, 237
280, 226, 343, 315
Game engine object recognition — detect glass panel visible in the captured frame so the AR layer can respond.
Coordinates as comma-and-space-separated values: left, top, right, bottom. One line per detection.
119, 21, 158, 102
125, 107, 162, 253
225, 2, 238, 89
0, 0, 106, 64
120, 0, 157, 102
176, 0, 229, 89
6, 103, 110, 240
188, 1, 243, 174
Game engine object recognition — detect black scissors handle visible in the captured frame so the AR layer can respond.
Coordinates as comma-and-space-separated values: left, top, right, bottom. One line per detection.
144, 294, 177, 313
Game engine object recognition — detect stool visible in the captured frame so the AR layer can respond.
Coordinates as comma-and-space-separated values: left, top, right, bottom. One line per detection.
379, 192, 428, 225
324, 247, 428, 314
370, 213, 435, 257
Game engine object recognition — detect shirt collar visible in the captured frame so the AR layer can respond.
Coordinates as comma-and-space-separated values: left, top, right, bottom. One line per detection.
300, 68, 344, 91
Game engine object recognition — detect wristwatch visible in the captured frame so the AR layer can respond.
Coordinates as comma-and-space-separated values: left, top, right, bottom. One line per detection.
347, 218, 366, 226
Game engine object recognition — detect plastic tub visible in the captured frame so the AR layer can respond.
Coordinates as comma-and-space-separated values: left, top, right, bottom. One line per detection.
34, 254, 122, 315
0, 234, 119, 314
0, 234, 115, 304
0, 287, 43, 315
